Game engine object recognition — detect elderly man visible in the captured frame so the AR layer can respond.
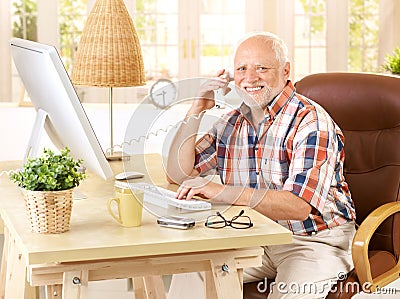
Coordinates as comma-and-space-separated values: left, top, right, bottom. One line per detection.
166, 32, 356, 298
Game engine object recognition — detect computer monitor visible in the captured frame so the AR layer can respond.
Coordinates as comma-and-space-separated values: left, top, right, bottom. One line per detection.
10, 38, 114, 180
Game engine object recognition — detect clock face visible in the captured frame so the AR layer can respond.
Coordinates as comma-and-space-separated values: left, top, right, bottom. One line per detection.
149, 79, 177, 109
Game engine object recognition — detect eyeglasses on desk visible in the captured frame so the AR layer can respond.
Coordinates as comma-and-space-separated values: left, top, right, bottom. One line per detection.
205, 209, 253, 229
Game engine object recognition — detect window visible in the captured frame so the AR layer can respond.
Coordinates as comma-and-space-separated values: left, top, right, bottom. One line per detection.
11, 0, 37, 41
292, 0, 381, 81
9, 0, 38, 103
8, 0, 86, 103
348, 0, 380, 72
294, 0, 327, 80
58, 0, 87, 72
133, 0, 246, 80
1, 0, 398, 103
199, 0, 246, 76
133, 0, 179, 80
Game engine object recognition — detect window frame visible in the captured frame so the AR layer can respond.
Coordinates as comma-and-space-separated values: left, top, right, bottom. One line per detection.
1, 0, 400, 103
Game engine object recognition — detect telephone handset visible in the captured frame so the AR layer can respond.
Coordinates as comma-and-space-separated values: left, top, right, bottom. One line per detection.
220, 68, 234, 96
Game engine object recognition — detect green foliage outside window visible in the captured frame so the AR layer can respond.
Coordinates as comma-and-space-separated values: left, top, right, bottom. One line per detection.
299, 0, 325, 34
11, 0, 385, 78
348, 0, 379, 72
135, 0, 157, 44
12, 0, 86, 72
300, 0, 380, 73
12, 0, 37, 41
58, 0, 87, 72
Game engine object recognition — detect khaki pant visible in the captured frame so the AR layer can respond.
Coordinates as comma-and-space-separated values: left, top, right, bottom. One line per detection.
168, 222, 355, 299
244, 222, 356, 299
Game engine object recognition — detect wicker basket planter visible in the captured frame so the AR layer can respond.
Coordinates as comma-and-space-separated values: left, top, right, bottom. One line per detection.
23, 188, 74, 234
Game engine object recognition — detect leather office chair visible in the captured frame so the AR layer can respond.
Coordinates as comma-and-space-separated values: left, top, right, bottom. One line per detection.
243, 72, 400, 298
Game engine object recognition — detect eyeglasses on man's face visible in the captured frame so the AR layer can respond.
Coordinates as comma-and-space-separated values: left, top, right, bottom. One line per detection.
205, 210, 253, 229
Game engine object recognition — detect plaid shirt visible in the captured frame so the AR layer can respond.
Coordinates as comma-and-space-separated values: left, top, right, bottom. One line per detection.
194, 81, 356, 235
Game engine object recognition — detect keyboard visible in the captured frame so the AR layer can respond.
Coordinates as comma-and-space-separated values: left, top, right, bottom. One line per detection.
114, 181, 212, 211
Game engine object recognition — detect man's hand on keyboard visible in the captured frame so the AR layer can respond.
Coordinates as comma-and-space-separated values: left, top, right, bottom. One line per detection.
176, 177, 253, 206
176, 177, 220, 200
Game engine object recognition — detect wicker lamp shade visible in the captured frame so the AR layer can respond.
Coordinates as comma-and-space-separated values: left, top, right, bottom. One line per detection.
71, 0, 145, 87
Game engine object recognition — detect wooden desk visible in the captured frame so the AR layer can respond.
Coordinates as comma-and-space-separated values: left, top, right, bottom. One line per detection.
0, 154, 292, 299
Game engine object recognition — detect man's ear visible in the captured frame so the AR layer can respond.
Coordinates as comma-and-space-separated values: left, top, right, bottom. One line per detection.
283, 62, 291, 79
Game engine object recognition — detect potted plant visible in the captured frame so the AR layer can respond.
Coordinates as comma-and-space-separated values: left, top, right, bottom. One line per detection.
10, 147, 86, 234
382, 47, 400, 75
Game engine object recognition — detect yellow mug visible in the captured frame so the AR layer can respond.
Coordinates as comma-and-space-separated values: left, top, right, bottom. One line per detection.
107, 186, 144, 227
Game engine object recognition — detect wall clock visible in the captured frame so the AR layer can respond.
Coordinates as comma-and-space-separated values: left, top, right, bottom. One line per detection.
149, 78, 177, 109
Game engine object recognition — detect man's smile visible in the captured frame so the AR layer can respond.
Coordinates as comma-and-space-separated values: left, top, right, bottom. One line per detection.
244, 86, 264, 92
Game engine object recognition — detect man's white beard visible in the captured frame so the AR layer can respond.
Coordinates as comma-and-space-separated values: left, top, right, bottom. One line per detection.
239, 81, 285, 110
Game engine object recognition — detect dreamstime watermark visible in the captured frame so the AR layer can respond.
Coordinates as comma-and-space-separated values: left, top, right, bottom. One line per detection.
256, 272, 400, 296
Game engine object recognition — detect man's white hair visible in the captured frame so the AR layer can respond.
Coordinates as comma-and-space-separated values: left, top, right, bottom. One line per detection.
234, 31, 289, 66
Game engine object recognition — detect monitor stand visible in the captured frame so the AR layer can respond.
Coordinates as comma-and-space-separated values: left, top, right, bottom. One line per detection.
23, 108, 48, 164
23, 108, 87, 199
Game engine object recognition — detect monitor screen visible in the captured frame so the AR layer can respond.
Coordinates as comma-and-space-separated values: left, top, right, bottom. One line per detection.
10, 38, 113, 180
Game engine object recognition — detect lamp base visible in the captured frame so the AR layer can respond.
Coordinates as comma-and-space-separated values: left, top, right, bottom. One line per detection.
106, 151, 124, 161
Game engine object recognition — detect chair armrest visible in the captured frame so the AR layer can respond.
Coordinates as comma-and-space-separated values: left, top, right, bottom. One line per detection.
352, 202, 400, 293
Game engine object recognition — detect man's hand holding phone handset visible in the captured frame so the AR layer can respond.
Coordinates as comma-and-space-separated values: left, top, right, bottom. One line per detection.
190, 68, 233, 114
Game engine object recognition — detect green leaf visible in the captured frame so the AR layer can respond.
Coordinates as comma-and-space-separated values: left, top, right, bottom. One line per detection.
382, 47, 400, 75
9, 147, 86, 191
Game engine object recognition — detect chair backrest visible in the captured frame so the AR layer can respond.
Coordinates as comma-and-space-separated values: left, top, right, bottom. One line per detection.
295, 72, 400, 255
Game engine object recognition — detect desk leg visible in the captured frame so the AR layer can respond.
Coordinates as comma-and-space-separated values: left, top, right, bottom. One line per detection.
133, 276, 166, 299
46, 284, 62, 298
204, 271, 218, 299
209, 256, 242, 299
25, 279, 40, 299
133, 277, 147, 299
3, 230, 28, 299
62, 270, 88, 299
0, 228, 38, 299
143, 275, 166, 299
237, 268, 244, 289
0, 227, 10, 298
